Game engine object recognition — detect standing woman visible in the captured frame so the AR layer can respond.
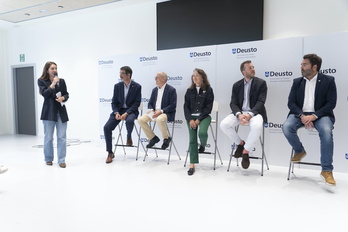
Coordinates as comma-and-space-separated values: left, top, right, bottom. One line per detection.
38, 61, 69, 168
184, 68, 214, 175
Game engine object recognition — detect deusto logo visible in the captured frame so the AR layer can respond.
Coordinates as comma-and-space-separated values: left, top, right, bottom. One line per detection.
265, 71, 293, 77
190, 51, 212, 58
98, 60, 113, 65
172, 119, 184, 124
141, 98, 150, 102
264, 122, 283, 128
167, 75, 183, 81
232, 47, 257, 54
139, 56, 158, 62
99, 98, 112, 103
319, 68, 337, 74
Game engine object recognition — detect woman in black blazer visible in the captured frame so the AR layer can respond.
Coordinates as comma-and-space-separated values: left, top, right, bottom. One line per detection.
38, 61, 69, 168
184, 68, 214, 175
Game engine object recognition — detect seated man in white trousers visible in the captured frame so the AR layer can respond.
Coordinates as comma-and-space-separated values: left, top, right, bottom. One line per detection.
138, 72, 177, 150
220, 60, 267, 169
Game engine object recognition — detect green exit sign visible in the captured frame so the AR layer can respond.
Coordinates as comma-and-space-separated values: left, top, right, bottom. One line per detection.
20, 54, 25, 62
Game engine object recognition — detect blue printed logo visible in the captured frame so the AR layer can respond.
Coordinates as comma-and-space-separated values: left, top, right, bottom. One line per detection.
232, 48, 237, 54
139, 57, 143, 62
265, 72, 270, 77
345, 153, 348, 159
190, 52, 194, 58
264, 123, 269, 128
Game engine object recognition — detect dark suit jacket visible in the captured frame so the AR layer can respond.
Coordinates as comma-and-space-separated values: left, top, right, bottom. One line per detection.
111, 80, 142, 117
184, 86, 214, 122
287, 73, 337, 123
38, 78, 69, 122
230, 76, 268, 122
148, 84, 177, 122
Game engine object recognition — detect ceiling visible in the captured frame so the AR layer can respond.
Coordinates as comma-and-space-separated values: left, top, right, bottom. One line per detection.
0, 0, 122, 23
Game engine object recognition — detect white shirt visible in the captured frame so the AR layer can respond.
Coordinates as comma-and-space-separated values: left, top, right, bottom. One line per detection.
302, 74, 317, 112
155, 83, 166, 111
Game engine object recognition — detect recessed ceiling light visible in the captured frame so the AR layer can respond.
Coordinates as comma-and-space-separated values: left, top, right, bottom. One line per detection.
25, 13, 30, 16
58, 6, 64, 8
39, 9, 48, 13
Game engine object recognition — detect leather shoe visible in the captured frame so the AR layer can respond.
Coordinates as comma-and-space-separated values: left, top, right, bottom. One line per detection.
126, 138, 133, 146
241, 153, 250, 169
161, 137, 172, 150
234, 142, 245, 158
147, 136, 160, 148
59, 163, 66, 168
198, 145, 205, 153
106, 152, 114, 163
46, 161, 53, 166
187, 167, 195, 176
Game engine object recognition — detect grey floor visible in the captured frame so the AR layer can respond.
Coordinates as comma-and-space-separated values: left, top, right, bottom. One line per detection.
1, 135, 347, 232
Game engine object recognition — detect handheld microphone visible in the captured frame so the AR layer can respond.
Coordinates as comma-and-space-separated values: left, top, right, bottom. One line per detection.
54, 72, 60, 87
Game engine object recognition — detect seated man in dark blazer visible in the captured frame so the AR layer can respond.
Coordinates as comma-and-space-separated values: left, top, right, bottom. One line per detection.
220, 60, 267, 169
104, 66, 142, 164
138, 72, 177, 149
282, 54, 337, 186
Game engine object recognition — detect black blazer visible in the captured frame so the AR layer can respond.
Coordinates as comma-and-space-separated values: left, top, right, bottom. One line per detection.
111, 80, 142, 117
184, 86, 214, 122
230, 76, 268, 122
287, 73, 337, 123
38, 78, 69, 122
148, 84, 177, 122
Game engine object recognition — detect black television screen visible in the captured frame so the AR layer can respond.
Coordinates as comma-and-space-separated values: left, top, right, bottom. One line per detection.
157, 0, 264, 50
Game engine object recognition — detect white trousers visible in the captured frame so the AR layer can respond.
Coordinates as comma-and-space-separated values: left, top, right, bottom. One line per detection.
220, 114, 263, 152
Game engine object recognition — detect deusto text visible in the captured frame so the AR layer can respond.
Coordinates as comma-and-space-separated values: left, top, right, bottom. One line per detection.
98, 60, 113, 65
190, 51, 212, 57
140, 56, 158, 62
232, 47, 257, 54
265, 71, 293, 77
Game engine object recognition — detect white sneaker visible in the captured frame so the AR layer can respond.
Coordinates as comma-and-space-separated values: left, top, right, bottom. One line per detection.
0, 164, 8, 174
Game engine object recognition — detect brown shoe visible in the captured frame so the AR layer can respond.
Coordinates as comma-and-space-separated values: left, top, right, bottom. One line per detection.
126, 138, 133, 146
234, 142, 245, 158
321, 171, 336, 186
46, 161, 53, 166
59, 163, 66, 168
291, 150, 306, 162
106, 152, 115, 164
241, 153, 250, 169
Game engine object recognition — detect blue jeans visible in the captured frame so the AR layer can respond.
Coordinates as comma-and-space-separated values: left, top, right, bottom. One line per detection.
282, 114, 334, 171
43, 114, 67, 164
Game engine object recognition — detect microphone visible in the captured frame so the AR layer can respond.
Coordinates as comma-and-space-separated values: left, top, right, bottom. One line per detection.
54, 72, 60, 87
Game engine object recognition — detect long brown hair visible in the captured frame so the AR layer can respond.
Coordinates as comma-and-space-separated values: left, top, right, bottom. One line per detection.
189, 68, 211, 91
39, 61, 57, 80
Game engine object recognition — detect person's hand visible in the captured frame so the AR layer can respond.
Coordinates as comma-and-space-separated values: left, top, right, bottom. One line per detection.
120, 112, 128, 120
115, 113, 121, 120
239, 113, 251, 125
189, 120, 197, 129
55, 96, 64, 103
153, 110, 161, 118
194, 119, 200, 126
301, 115, 315, 129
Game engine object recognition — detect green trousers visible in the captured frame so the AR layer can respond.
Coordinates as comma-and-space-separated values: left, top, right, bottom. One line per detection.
187, 116, 211, 164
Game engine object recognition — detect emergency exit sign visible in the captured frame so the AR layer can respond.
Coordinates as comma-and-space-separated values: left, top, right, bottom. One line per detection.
20, 54, 25, 62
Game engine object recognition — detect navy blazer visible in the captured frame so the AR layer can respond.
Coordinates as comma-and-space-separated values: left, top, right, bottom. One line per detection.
287, 73, 337, 123
184, 86, 214, 122
148, 84, 177, 122
111, 80, 142, 117
230, 76, 268, 122
38, 78, 69, 122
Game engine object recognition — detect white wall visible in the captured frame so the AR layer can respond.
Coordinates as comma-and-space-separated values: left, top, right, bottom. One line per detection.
1, 0, 348, 138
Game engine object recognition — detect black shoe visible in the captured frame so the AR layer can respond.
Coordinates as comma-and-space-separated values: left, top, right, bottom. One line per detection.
161, 137, 172, 150
241, 153, 250, 169
198, 145, 205, 153
146, 136, 160, 148
234, 142, 245, 158
187, 167, 195, 176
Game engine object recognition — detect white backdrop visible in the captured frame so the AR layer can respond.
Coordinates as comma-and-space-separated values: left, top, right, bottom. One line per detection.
98, 33, 348, 173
